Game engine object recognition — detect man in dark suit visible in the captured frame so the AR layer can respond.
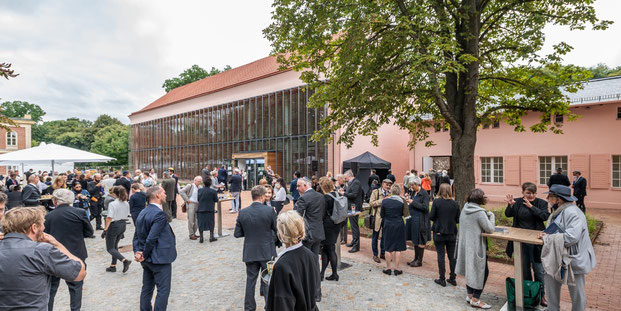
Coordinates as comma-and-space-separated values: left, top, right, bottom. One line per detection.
234, 186, 277, 311
114, 171, 132, 194
44, 188, 94, 311
218, 165, 228, 191
340, 170, 363, 253
168, 168, 179, 219
572, 170, 588, 213
547, 167, 571, 187
229, 169, 243, 212
289, 171, 301, 208
160, 172, 176, 222
386, 169, 396, 183
295, 177, 325, 301
21, 174, 41, 206
133, 186, 177, 311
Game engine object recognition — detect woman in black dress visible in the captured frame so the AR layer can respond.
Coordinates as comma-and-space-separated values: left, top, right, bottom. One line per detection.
429, 183, 460, 287
197, 178, 219, 243
319, 177, 343, 281
380, 184, 409, 275
406, 180, 430, 267
266, 211, 319, 311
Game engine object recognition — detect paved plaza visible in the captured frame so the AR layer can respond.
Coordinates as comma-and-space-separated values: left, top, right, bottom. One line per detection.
52, 212, 504, 311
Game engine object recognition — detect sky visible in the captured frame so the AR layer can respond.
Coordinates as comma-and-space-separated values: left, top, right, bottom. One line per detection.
0, 0, 620, 124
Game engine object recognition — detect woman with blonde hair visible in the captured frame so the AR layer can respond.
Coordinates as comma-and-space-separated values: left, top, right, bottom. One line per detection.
319, 177, 342, 281
266, 211, 319, 310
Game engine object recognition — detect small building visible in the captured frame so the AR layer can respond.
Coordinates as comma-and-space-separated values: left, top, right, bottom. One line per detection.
129, 56, 411, 186
411, 76, 621, 209
0, 115, 35, 175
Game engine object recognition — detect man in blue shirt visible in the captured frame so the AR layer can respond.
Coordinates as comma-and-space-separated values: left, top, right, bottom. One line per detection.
289, 171, 301, 209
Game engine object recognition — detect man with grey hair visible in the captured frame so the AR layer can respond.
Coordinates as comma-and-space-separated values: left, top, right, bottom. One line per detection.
45, 188, 94, 311
180, 176, 203, 240
340, 170, 363, 253
87, 173, 105, 230
21, 174, 41, 207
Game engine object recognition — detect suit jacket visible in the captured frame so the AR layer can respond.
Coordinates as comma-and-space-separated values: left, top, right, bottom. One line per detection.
133, 204, 177, 264
179, 183, 201, 203
197, 187, 218, 212
161, 178, 176, 202
229, 174, 242, 192
344, 178, 363, 212
21, 183, 41, 206
234, 202, 277, 262
129, 191, 147, 216
217, 168, 227, 181
573, 176, 587, 197
296, 189, 326, 242
44, 204, 93, 260
6, 190, 23, 210
547, 173, 571, 187
113, 177, 131, 194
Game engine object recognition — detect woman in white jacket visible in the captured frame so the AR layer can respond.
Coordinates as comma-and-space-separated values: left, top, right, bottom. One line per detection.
455, 188, 495, 309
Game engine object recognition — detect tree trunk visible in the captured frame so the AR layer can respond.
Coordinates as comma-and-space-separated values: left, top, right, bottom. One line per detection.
450, 126, 477, 207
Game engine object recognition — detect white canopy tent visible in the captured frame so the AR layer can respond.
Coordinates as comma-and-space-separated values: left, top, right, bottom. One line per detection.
0, 142, 115, 175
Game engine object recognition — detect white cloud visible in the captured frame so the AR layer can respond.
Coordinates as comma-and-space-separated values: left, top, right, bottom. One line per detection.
0, 0, 619, 124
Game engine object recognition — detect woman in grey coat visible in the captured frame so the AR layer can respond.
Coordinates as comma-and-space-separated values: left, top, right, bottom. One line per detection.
455, 189, 495, 309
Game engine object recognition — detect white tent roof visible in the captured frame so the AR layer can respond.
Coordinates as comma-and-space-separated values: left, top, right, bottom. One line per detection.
0, 143, 115, 165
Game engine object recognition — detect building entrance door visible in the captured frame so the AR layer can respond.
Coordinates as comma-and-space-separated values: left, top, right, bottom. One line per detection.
243, 158, 265, 189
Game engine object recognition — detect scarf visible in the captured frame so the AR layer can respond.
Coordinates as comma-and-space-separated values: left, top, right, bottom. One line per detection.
547, 202, 574, 225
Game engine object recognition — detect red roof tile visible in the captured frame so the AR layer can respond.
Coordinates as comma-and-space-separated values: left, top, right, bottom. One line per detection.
131, 55, 289, 116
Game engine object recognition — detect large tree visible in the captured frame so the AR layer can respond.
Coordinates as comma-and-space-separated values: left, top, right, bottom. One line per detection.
32, 118, 93, 150
90, 124, 129, 166
0, 101, 46, 123
162, 64, 232, 92
264, 0, 610, 203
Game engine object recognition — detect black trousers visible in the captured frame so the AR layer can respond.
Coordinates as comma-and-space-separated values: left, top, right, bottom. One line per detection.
303, 240, 322, 300
170, 197, 178, 218
49, 276, 83, 311
466, 259, 489, 299
89, 199, 103, 228
140, 262, 172, 311
349, 215, 360, 247
576, 195, 586, 213
245, 261, 268, 311
434, 238, 456, 280
106, 221, 127, 265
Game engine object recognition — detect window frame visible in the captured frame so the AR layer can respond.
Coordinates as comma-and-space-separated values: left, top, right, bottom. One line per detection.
481, 156, 504, 184
617, 107, 621, 120
6, 131, 17, 147
554, 114, 564, 124
613, 155, 621, 188
538, 156, 568, 185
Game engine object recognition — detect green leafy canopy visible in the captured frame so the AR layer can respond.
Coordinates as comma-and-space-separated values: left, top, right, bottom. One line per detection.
264, 0, 611, 148
0, 100, 46, 123
162, 64, 232, 93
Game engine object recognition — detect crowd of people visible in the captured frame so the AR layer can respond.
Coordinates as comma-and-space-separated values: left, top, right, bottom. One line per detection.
0, 164, 597, 311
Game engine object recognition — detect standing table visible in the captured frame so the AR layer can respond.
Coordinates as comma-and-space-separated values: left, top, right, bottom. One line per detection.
482, 226, 543, 311
216, 197, 233, 238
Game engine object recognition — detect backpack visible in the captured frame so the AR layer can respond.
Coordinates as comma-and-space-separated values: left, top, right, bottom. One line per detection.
327, 192, 348, 224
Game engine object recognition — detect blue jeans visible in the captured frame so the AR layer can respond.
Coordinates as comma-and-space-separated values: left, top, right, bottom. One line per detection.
371, 230, 385, 256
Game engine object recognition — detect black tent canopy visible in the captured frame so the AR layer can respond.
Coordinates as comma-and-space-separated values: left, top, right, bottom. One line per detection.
342, 151, 391, 194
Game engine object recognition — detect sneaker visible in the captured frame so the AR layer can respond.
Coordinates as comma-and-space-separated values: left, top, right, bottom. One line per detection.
447, 278, 457, 286
229, 210, 236, 214
434, 279, 446, 287
106, 266, 116, 272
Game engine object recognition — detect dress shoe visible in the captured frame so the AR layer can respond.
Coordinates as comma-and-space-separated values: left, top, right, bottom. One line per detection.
346, 243, 354, 247
88, 235, 96, 239
325, 274, 339, 281
348, 247, 359, 253
105, 266, 116, 272
434, 279, 446, 287
447, 278, 457, 286
122, 260, 132, 273
96, 226, 104, 231
412, 260, 422, 267
407, 260, 416, 267
394, 270, 403, 276
209, 237, 217, 242
382, 269, 392, 275
379, 254, 385, 260
373, 256, 381, 263
189, 235, 198, 240
199, 236, 204, 243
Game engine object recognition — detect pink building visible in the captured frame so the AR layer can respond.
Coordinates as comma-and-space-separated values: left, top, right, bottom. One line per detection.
411, 76, 621, 209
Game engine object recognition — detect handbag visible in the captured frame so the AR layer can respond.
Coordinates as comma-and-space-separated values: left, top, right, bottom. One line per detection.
505, 277, 542, 309
364, 214, 376, 230
181, 202, 187, 213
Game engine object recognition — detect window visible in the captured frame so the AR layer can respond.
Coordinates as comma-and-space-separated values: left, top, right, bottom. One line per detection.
481, 157, 503, 183
6, 131, 17, 147
539, 156, 568, 185
482, 123, 490, 129
554, 114, 564, 124
617, 107, 621, 119
492, 120, 500, 128
434, 123, 441, 132
613, 155, 621, 188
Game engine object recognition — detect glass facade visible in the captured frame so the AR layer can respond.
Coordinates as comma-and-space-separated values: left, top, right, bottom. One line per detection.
130, 86, 328, 181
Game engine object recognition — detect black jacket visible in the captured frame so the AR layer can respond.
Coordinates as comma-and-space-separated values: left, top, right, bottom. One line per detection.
129, 191, 147, 216
429, 198, 460, 236
368, 174, 380, 187
386, 174, 396, 183
229, 174, 242, 192
87, 180, 103, 200
44, 204, 94, 260
234, 202, 278, 262
547, 173, 570, 187
114, 177, 131, 194
409, 189, 430, 231
344, 178, 363, 212
573, 176, 587, 197
504, 197, 549, 258
21, 183, 41, 206
296, 189, 326, 242
266, 246, 319, 311
197, 187, 218, 213
6, 191, 23, 210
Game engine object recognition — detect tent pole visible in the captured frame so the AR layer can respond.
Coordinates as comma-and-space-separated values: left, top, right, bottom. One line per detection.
52, 160, 55, 177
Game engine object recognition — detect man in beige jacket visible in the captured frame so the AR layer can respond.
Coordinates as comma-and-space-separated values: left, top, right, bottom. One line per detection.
368, 179, 392, 263
179, 176, 203, 240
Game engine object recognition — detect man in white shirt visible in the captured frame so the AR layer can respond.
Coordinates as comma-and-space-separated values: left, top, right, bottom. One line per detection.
179, 176, 202, 240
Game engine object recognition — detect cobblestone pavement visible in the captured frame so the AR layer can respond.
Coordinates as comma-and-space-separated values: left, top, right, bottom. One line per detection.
52, 215, 504, 311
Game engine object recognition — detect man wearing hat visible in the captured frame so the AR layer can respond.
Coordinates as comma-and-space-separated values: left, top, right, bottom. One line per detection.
368, 179, 392, 262
540, 184, 596, 311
